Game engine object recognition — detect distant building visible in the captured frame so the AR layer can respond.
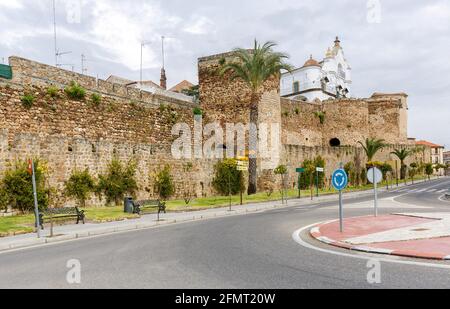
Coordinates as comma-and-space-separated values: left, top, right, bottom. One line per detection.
169, 80, 194, 93
280, 37, 352, 102
105, 75, 194, 103
444, 151, 450, 176
416, 140, 445, 175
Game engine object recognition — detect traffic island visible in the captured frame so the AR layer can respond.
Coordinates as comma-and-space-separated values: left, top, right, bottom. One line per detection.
310, 213, 450, 260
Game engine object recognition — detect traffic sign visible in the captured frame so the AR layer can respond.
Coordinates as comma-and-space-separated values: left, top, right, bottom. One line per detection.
367, 167, 383, 184
237, 166, 248, 171
332, 169, 348, 191
316, 167, 324, 173
367, 167, 383, 217
296, 168, 305, 173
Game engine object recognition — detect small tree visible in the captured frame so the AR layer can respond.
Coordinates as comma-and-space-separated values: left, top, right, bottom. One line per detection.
1, 159, 49, 213
391, 148, 411, 180
212, 159, 245, 196
274, 165, 288, 202
425, 163, 434, 180
64, 169, 96, 208
182, 162, 195, 207
409, 163, 418, 184
154, 165, 175, 201
97, 158, 138, 206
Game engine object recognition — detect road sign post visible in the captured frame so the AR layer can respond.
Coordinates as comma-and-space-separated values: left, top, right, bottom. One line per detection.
367, 167, 383, 217
296, 168, 305, 199
332, 166, 348, 233
29, 159, 41, 239
316, 167, 324, 197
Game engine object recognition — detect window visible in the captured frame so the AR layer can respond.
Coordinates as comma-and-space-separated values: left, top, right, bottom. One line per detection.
293, 81, 300, 93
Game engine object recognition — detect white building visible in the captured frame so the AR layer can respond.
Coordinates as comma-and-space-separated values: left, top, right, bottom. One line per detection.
281, 37, 352, 102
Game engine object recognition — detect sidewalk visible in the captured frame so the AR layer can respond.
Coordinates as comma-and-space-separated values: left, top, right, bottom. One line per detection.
0, 177, 438, 252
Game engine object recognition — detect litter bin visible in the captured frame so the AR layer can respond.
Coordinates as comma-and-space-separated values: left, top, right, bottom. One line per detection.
124, 197, 134, 214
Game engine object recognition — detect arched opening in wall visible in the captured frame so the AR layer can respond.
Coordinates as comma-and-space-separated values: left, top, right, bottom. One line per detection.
329, 138, 341, 147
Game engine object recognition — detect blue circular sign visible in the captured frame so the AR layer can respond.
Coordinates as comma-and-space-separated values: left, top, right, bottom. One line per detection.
332, 169, 348, 191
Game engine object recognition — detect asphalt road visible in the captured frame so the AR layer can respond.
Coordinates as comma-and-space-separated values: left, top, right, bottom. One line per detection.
1, 178, 450, 289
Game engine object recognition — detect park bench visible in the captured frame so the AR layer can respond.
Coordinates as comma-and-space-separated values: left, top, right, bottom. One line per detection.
133, 200, 166, 215
38, 207, 86, 230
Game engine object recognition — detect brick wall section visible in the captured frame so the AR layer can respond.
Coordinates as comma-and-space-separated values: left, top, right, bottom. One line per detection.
0, 58, 218, 203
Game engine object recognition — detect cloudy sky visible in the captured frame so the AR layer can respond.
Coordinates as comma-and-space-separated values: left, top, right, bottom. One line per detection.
1, 0, 449, 148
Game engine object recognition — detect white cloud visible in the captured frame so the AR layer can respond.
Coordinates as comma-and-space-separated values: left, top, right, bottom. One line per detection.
183, 16, 215, 35
0, 0, 23, 9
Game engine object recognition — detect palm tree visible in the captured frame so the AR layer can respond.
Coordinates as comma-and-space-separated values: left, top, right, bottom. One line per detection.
358, 138, 386, 162
220, 40, 292, 195
391, 148, 411, 180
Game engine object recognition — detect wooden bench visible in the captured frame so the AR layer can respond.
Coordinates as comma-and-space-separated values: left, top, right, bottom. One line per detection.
38, 207, 85, 230
133, 200, 166, 215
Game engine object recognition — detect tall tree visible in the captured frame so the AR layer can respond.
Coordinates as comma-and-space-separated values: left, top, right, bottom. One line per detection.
220, 40, 292, 195
358, 138, 386, 162
391, 148, 411, 180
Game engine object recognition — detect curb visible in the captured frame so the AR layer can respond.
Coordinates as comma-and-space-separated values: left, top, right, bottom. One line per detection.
309, 219, 450, 261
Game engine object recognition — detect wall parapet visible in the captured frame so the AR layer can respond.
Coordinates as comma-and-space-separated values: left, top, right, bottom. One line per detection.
8, 56, 197, 110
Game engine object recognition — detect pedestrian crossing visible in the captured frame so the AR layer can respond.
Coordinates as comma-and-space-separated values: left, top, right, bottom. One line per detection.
393, 188, 448, 194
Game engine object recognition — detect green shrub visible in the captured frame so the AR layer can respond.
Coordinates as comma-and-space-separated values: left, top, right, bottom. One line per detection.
299, 156, 325, 189
193, 107, 203, 116
64, 81, 86, 100
344, 162, 358, 186
154, 165, 175, 201
97, 158, 138, 206
21, 94, 35, 108
47, 86, 59, 98
91, 93, 102, 106
1, 159, 49, 213
212, 159, 245, 196
425, 163, 434, 179
274, 165, 288, 175
314, 111, 326, 124
64, 169, 96, 207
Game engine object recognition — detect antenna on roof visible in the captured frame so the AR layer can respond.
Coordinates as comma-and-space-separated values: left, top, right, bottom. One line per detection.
53, 0, 71, 68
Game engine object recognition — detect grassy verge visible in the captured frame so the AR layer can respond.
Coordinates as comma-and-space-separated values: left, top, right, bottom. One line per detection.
0, 175, 437, 237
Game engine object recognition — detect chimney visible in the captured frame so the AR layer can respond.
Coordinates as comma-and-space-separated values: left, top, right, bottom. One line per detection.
160, 67, 167, 90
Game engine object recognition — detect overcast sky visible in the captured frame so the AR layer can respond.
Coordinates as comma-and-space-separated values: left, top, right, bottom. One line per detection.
0, 0, 449, 148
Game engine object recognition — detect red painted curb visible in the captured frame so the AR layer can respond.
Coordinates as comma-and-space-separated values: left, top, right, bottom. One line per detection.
309, 218, 450, 261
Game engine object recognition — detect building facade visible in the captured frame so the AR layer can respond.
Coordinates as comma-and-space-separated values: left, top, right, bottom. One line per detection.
280, 37, 352, 102
416, 140, 445, 175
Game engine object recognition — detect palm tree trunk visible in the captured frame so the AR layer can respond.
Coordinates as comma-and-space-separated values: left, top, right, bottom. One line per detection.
248, 97, 259, 195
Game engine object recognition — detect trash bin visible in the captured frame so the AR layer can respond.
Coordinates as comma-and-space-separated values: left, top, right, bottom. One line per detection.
124, 197, 134, 214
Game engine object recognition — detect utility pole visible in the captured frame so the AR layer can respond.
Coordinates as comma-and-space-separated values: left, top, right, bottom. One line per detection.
53, 0, 58, 66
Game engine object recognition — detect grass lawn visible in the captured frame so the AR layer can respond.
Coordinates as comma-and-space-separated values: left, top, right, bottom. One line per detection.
0, 175, 437, 237
0, 214, 35, 236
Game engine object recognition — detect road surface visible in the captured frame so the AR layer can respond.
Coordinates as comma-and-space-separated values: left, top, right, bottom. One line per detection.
1, 178, 450, 289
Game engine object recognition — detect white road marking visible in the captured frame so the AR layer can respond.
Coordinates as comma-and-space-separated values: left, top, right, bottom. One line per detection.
292, 224, 450, 270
